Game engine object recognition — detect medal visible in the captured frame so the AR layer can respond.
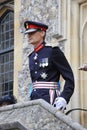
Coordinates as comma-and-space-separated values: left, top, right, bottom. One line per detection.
40, 72, 48, 79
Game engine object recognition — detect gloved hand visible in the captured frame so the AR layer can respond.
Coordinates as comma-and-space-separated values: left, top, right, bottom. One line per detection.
54, 97, 67, 111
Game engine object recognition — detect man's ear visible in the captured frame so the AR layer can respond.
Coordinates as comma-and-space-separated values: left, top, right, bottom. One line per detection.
41, 31, 46, 37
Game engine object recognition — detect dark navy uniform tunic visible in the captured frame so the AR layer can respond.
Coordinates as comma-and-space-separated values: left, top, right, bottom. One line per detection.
29, 42, 74, 104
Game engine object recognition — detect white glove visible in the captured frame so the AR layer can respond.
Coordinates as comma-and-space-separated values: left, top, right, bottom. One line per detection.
54, 97, 67, 111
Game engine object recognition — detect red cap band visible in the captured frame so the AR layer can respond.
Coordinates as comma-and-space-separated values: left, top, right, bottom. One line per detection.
29, 24, 47, 31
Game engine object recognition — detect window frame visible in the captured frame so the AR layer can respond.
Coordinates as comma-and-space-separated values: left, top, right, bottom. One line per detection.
0, 9, 14, 96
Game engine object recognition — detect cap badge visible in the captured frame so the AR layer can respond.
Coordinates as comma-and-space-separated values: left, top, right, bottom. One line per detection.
26, 23, 29, 29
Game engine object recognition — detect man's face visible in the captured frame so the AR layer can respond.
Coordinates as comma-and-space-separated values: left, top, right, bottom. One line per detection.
27, 30, 45, 47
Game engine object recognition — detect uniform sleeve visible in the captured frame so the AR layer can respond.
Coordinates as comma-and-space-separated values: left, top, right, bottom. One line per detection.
52, 47, 75, 103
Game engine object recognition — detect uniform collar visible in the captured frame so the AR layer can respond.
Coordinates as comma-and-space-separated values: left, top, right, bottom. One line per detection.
34, 42, 45, 52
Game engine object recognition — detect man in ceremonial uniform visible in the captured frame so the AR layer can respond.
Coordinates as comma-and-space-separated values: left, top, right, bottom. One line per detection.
24, 20, 75, 111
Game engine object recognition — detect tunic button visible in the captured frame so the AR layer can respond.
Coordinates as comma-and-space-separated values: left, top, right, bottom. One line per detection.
35, 62, 37, 65
35, 71, 37, 74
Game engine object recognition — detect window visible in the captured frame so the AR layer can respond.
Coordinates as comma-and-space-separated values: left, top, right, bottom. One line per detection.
0, 10, 14, 97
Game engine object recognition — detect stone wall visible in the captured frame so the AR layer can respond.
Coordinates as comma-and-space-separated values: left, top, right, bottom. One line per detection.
0, 99, 86, 130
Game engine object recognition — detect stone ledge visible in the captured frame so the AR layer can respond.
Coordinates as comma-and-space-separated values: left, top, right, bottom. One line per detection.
0, 99, 86, 130
0, 121, 27, 130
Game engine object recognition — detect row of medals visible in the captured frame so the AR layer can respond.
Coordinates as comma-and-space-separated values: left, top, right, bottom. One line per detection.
34, 53, 48, 79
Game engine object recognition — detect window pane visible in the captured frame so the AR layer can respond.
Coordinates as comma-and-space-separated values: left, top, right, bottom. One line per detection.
6, 23, 9, 30
6, 40, 9, 49
5, 73, 9, 82
10, 39, 14, 47
1, 24, 4, 32
10, 22, 14, 29
6, 32, 9, 40
5, 83, 8, 91
10, 52, 13, 60
10, 62, 13, 70
9, 81, 13, 90
1, 65, 4, 73
1, 33, 5, 41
